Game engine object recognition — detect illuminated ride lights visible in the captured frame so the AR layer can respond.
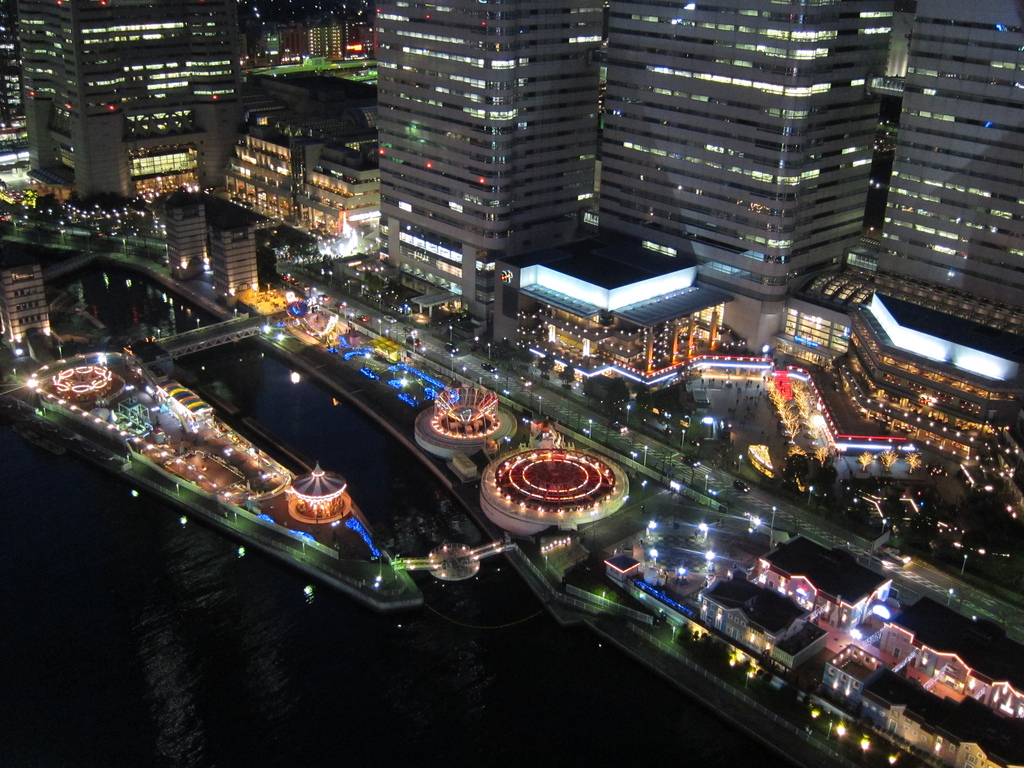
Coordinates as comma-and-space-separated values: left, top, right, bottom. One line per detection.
285, 463, 352, 524
496, 450, 614, 508
430, 387, 501, 439
415, 386, 516, 457
479, 447, 629, 534
49, 364, 123, 403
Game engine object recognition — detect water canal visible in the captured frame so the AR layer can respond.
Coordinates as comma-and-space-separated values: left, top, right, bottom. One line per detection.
1, 267, 795, 766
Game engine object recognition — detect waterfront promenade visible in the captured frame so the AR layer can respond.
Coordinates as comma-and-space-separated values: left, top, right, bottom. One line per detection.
3, 248, 965, 768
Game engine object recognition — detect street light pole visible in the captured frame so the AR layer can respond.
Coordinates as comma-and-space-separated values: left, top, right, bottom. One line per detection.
643, 445, 649, 467
961, 553, 968, 575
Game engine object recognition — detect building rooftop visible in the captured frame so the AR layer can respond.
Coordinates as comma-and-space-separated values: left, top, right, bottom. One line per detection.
205, 198, 267, 231
829, 645, 884, 681
865, 670, 1024, 765
763, 536, 888, 604
890, 596, 1024, 692
605, 554, 641, 573
877, 294, 1024, 363
865, 669, 959, 725
614, 285, 733, 327
775, 622, 827, 657
506, 236, 697, 290
704, 576, 806, 634
164, 188, 204, 210
508, 234, 728, 326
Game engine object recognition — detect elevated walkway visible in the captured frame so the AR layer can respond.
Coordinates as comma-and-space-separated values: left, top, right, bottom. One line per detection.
159, 314, 273, 357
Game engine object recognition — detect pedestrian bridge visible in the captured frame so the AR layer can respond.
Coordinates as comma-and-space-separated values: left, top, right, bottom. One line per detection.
159, 314, 278, 357
398, 538, 514, 581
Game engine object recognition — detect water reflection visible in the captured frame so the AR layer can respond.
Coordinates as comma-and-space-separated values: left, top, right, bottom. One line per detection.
52, 267, 217, 345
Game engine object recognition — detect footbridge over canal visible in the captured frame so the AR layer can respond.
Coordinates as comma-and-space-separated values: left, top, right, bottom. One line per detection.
159, 314, 282, 357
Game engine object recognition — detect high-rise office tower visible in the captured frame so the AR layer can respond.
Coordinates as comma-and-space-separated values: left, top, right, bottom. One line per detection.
20, 0, 243, 198
0, 0, 23, 150
599, 0, 891, 345
877, 0, 1024, 308
376, 0, 603, 318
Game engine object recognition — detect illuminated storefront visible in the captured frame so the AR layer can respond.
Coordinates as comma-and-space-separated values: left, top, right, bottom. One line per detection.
847, 294, 1024, 459
493, 237, 731, 385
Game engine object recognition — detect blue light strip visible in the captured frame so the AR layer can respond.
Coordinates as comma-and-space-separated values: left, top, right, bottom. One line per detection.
395, 363, 446, 390
345, 517, 381, 558
631, 577, 695, 617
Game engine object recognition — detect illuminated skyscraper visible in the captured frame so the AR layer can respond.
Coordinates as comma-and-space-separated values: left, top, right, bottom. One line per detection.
0, 0, 23, 150
599, 0, 892, 345
877, 0, 1024, 308
20, 0, 243, 198
376, 0, 603, 317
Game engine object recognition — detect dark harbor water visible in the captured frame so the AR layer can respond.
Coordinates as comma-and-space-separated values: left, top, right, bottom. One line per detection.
50, 267, 218, 350
2, 270, 796, 767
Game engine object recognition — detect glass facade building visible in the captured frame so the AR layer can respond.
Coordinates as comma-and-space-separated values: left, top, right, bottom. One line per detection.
376, 0, 603, 318
599, 0, 891, 346
0, 0, 22, 146
877, 0, 1024, 309
20, 0, 242, 197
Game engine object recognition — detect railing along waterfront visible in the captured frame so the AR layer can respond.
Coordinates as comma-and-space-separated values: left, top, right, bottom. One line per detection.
630, 625, 861, 768
565, 584, 655, 625
123, 447, 417, 598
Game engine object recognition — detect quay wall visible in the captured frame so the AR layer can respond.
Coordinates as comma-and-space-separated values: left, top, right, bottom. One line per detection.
20, 392, 422, 613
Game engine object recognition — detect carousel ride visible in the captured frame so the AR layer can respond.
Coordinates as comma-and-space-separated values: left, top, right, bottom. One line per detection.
285, 463, 353, 524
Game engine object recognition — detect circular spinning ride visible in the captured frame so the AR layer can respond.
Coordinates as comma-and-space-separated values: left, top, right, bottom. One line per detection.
414, 386, 516, 458
46, 364, 125, 405
285, 463, 352, 524
479, 447, 628, 534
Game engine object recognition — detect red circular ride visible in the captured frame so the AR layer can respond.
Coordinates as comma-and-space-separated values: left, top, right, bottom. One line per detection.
494, 449, 616, 511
